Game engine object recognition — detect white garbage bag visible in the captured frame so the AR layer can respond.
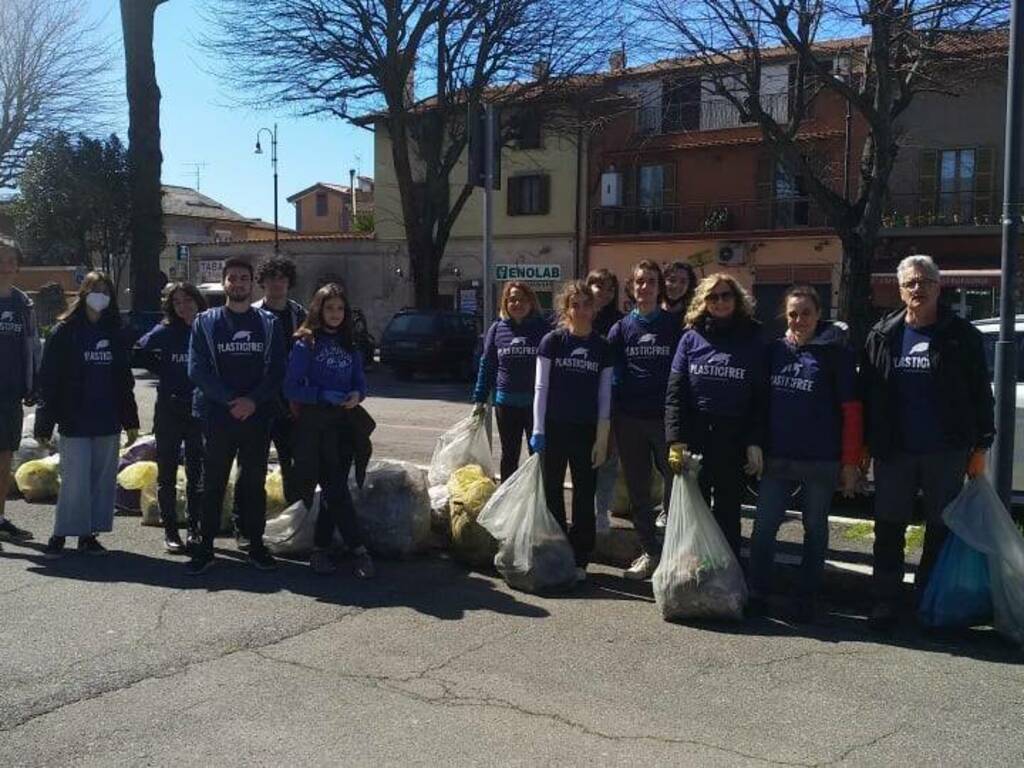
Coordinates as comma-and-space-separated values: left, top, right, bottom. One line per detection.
427, 415, 493, 487
351, 460, 431, 557
478, 454, 577, 593
265, 492, 322, 557
942, 477, 1024, 646
652, 463, 747, 621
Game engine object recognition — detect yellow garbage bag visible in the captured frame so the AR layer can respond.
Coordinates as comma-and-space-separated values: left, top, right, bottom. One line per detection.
14, 455, 60, 502
265, 468, 286, 519
117, 460, 158, 491
139, 467, 188, 527
448, 464, 498, 568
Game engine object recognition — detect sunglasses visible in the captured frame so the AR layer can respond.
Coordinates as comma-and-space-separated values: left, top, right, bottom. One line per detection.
706, 290, 735, 303
900, 278, 937, 290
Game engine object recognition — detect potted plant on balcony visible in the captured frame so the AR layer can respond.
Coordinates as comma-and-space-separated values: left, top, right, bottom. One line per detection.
702, 207, 730, 232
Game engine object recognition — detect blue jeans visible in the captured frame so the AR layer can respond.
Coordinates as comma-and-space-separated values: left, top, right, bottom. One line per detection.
54, 435, 120, 537
749, 459, 839, 599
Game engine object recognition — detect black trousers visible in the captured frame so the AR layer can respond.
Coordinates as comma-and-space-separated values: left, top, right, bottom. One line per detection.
154, 396, 204, 533
691, 418, 747, 561
232, 407, 298, 534
293, 406, 363, 550
200, 416, 271, 555
543, 418, 597, 567
495, 404, 533, 482
615, 413, 671, 557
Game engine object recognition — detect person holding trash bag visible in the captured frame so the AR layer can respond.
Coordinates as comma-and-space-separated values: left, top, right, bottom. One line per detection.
860, 254, 994, 631
748, 286, 862, 621
661, 260, 697, 321
472, 281, 548, 481
530, 280, 613, 582
35, 272, 140, 558
664, 273, 765, 560
187, 257, 286, 575
134, 283, 207, 554
0, 237, 41, 549
608, 260, 681, 580
284, 283, 375, 579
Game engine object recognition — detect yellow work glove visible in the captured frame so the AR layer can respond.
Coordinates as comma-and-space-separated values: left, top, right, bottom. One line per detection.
668, 443, 688, 475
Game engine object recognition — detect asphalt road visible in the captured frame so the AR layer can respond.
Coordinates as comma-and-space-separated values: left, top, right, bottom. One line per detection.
2, 368, 1022, 767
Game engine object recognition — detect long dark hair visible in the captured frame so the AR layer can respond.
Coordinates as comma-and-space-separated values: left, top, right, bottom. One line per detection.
162, 282, 207, 325
296, 283, 354, 350
664, 260, 697, 309
585, 268, 619, 312
58, 271, 121, 327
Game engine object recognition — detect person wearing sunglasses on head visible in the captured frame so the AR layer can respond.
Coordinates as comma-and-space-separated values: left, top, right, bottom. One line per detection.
664, 273, 766, 561
860, 254, 994, 632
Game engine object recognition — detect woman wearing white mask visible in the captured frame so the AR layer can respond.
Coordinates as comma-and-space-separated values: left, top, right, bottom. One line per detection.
35, 272, 139, 557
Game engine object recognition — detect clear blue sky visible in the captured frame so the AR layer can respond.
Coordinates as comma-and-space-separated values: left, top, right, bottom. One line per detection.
85, 0, 374, 228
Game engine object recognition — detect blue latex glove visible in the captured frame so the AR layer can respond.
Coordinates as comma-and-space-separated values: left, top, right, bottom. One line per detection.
529, 433, 546, 453
322, 389, 346, 406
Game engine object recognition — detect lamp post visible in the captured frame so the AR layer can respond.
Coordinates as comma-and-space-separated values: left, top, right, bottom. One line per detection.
255, 124, 279, 253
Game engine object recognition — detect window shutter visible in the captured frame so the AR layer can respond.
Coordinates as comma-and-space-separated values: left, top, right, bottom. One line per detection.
917, 149, 938, 217
622, 165, 637, 208
539, 175, 551, 214
755, 151, 774, 201
507, 176, 519, 216
661, 162, 677, 207
974, 146, 996, 220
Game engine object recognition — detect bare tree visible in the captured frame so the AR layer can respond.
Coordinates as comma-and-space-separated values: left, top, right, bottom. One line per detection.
635, 0, 1007, 338
0, 0, 114, 189
203, 0, 620, 307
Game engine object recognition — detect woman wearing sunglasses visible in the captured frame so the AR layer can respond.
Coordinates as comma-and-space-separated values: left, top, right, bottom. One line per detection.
664, 273, 766, 560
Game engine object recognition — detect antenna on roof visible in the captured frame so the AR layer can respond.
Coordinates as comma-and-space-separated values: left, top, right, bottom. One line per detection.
182, 161, 209, 191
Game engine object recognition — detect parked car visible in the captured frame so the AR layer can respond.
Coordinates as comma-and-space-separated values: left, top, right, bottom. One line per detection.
380, 309, 478, 380
974, 315, 1024, 507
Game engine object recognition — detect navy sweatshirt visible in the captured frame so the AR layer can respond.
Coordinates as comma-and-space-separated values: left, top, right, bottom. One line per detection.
473, 315, 549, 408
608, 308, 682, 419
135, 321, 194, 399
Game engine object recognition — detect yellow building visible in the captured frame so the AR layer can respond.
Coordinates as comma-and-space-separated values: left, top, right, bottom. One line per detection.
372, 108, 588, 311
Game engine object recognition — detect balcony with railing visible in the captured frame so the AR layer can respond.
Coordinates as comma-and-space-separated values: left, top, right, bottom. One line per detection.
591, 197, 828, 237
635, 92, 791, 136
880, 192, 998, 230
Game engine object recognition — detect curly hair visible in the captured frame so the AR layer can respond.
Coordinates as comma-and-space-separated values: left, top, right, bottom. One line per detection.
684, 272, 756, 329
555, 280, 594, 330
256, 257, 298, 288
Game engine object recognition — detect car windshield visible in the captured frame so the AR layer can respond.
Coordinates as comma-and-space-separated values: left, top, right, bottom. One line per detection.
387, 313, 439, 335
979, 330, 1024, 383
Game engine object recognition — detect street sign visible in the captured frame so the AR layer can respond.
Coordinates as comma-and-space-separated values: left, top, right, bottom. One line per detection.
177, 244, 190, 261
198, 260, 224, 283
459, 288, 478, 314
494, 264, 561, 281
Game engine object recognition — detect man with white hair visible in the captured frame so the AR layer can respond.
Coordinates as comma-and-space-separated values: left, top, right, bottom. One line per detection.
860, 254, 995, 631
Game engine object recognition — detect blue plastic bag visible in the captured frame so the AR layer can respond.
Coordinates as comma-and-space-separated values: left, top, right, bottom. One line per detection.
918, 531, 992, 628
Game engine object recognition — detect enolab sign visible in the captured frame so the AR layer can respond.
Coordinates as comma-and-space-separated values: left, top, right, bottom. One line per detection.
494, 264, 562, 281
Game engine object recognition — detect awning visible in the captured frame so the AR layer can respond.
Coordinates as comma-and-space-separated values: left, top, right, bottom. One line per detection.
871, 269, 1001, 288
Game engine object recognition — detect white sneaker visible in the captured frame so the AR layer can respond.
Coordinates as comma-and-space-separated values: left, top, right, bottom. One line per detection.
623, 553, 657, 581
574, 567, 587, 584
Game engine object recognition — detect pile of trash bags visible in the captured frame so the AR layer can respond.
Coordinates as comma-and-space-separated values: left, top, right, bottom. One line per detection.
447, 464, 497, 568
918, 477, 1024, 646
427, 414, 493, 509
478, 454, 577, 593
652, 457, 747, 621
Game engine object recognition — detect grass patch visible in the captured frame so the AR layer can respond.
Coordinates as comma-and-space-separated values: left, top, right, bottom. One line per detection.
839, 521, 925, 552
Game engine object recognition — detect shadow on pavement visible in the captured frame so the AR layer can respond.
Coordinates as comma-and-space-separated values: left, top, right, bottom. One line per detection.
364, 368, 472, 404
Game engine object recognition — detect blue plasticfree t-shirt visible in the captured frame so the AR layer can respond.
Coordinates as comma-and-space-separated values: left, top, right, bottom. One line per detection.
767, 338, 856, 461
211, 308, 268, 399
671, 327, 762, 418
893, 324, 947, 454
78, 322, 119, 436
0, 294, 26, 404
538, 328, 611, 425
608, 309, 681, 419
136, 322, 193, 399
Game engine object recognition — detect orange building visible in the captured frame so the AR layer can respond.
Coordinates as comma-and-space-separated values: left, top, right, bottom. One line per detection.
287, 179, 375, 235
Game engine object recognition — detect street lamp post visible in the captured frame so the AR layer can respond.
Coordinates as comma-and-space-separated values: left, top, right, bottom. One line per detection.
255, 124, 279, 253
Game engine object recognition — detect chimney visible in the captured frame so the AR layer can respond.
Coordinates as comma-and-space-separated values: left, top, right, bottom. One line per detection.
609, 50, 626, 73
349, 168, 357, 219
532, 59, 550, 81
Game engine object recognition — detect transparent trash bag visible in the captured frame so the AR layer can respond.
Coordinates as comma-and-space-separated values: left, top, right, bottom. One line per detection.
477, 454, 577, 593
265, 491, 323, 557
351, 460, 431, 558
427, 415, 493, 487
918, 531, 992, 628
941, 477, 1024, 646
652, 466, 747, 621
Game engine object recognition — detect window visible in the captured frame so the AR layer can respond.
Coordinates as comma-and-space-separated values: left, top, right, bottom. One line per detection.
638, 165, 664, 209
918, 147, 994, 223
511, 109, 542, 149
773, 162, 809, 227
315, 192, 328, 217
939, 149, 976, 221
507, 174, 550, 215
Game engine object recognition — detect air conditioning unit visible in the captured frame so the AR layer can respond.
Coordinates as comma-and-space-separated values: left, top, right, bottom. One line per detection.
601, 171, 623, 207
716, 242, 747, 266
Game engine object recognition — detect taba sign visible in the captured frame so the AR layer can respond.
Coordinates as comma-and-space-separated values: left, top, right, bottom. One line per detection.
198, 260, 224, 283
494, 264, 561, 282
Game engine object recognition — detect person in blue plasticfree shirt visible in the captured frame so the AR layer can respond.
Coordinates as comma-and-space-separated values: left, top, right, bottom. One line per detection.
664, 273, 766, 560
186, 257, 286, 575
608, 260, 682, 580
284, 283, 374, 579
531, 281, 613, 582
134, 283, 207, 554
472, 281, 549, 481
0, 238, 41, 547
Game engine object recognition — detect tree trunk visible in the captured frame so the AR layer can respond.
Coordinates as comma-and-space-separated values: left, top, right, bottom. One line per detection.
409, 235, 442, 309
120, 0, 165, 312
837, 231, 874, 345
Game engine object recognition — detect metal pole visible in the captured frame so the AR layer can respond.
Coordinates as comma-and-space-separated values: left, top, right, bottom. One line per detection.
272, 123, 279, 254
993, 3, 1024, 508
483, 104, 496, 448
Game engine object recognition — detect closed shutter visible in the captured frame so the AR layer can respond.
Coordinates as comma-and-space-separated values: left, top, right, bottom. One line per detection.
507, 176, 520, 216
622, 165, 637, 208
917, 149, 938, 217
974, 146, 996, 220
661, 162, 677, 207
539, 175, 551, 214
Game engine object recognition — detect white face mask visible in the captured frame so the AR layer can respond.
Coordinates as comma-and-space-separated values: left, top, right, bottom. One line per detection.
86, 292, 111, 312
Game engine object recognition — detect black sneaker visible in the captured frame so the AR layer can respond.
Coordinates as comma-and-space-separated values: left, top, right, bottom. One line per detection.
186, 529, 201, 552
353, 549, 375, 579
77, 536, 108, 555
164, 529, 187, 555
0, 519, 33, 542
868, 602, 898, 632
186, 553, 215, 576
249, 549, 278, 571
43, 536, 66, 559
235, 532, 251, 551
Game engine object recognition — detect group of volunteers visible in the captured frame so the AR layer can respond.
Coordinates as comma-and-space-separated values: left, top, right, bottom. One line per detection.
0, 232, 995, 630
474, 254, 993, 628
0, 244, 374, 579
